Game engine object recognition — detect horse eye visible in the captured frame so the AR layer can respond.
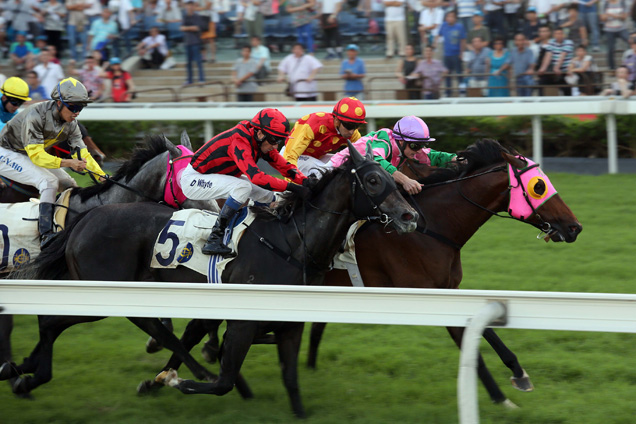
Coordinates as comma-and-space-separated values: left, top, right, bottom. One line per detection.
534, 180, 546, 195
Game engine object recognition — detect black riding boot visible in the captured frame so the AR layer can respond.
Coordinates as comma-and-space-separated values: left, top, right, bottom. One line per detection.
38, 202, 56, 249
201, 204, 238, 257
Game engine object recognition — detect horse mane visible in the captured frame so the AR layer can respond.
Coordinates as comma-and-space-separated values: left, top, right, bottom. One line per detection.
72, 135, 170, 201
417, 138, 519, 185
250, 162, 350, 222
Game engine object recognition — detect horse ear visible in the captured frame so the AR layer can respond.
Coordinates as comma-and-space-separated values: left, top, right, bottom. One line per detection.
163, 135, 181, 159
502, 152, 526, 169
365, 144, 374, 161
180, 130, 192, 151
347, 140, 364, 166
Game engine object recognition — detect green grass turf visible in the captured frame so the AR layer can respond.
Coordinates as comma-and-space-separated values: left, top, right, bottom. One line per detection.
2, 173, 636, 423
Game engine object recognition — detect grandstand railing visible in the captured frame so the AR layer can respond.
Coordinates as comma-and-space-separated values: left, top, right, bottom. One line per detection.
79, 97, 634, 173
2, 280, 636, 424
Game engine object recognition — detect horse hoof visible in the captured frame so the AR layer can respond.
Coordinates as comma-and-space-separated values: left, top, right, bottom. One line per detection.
0, 362, 17, 380
511, 369, 534, 392
12, 376, 29, 395
155, 369, 181, 387
500, 399, 519, 409
145, 336, 164, 354
137, 379, 162, 395
201, 343, 219, 364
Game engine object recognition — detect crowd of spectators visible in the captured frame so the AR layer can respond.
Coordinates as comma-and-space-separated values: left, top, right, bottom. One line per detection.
2, 0, 636, 102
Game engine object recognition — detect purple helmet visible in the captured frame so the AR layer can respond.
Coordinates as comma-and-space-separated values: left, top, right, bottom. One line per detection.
392, 116, 435, 143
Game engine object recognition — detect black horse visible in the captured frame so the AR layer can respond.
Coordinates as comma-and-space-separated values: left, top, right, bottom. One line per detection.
2, 143, 418, 417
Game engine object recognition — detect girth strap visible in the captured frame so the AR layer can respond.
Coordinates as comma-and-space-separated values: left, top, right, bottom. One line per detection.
245, 227, 306, 271
415, 225, 463, 251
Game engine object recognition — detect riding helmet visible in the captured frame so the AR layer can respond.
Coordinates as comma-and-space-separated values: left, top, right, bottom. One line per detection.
332, 97, 367, 124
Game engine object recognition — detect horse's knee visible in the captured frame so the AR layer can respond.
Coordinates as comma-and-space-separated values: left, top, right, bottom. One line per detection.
214, 380, 234, 396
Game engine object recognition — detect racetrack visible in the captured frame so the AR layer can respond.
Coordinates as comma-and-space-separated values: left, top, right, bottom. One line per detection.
2, 172, 635, 423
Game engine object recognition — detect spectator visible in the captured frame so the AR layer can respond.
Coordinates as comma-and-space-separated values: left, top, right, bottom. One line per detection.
113, 0, 136, 58
33, 48, 65, 96
181, 0, 206, 85
535, 24, 552, 92
277, 42, 323, 101
32, 35, 48, 55
201, 0, 228, 63
622, 37, 636, 89
466, 10, 491, 49
66, 0, 90, 62
396, 43, 420, 99
418, 3, 444, 51
561, 4, 587, 48
103, 57, 135, 102
466, 36, 490, 95
232, 44, 258, 101
503, 0, 522, 39
487, 36, 510, 97
456, 0, 477, 31
579, 0, 599, 51
321, 0, 343, 59
601, 65, 632, 97
250, 36, 271, 80
510, 33, 535, 96
286, 0, 316, 53
484, 0, 505, 39
137, 26, 168, 69
243, 0, 267, 39
68, 54, 104, 100
568, 44, 596, 95
7, 0, 40, 37
409, 45, 447, 99
538, 27, 573, 95
436, 10, 466, 97
46, 45, 61, 64
601, 0, 629, 70
528, 0, 551, 23
26, 70, 48, 102
9, 31, 35, 71
340, 44, 365, 98
35, 0, 67, 58
522, 7, 540, 56
547, 0, 568, 27
384, 0, 406, 59
88, 8, 118, 60
160, 0, 182, 25
84, 0, 103, 28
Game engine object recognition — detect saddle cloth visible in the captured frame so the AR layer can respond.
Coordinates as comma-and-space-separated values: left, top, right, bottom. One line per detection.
150, 208, 254, 284
0, 189, 72, 272
333, 221, 366, 287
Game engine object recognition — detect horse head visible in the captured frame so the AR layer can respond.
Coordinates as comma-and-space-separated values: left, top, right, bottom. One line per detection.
502, 152, 582, 243
345, 140, 418, 234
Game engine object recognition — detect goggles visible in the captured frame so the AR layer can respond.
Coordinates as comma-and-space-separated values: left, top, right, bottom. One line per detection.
6, 97, 24, 107
264, 134, 285, 146
340, 120, 360, 131
61, 98, 85, 113
407, 142, 426, 151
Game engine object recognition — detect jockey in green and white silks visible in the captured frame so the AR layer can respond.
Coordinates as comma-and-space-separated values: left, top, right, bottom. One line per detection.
0, 77, 105, 247
329, 116, 456, 194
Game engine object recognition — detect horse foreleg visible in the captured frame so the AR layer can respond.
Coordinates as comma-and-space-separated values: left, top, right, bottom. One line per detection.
307, 322, 327, 369
156, 320, 258, 398
201, 321, 221, 364
483, 328, 533, 392
128, 317, 216, 383
446, 326, 516, 407
275, 322, 306, 418
145, 318, 174, 354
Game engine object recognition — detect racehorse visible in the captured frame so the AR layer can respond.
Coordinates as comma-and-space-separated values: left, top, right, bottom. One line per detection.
0, 132, 216, 396
305, 138, 582, 407
1, 143, 419, 417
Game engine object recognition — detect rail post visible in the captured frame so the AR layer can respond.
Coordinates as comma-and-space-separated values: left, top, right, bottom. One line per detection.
204, 120, 214, 142
457, 301, 507, 424
606, 113, 618, 174
367, 118, 377, 133
532, 116, 542, 165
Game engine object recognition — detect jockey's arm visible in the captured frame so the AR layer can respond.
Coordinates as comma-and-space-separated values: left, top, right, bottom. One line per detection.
418, 149, 457, 167
67, 125, 106, 177
230, 140, 290, 192
264, 149, 307, 185
282, 122, 314, 167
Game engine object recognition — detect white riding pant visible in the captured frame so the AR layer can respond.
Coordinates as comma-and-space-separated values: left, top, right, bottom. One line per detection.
280, 146, 333, 177
180, 164, 275, 205
0, 146, 77, 203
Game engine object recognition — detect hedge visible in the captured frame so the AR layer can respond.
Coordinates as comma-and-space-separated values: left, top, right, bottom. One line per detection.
86, 115, 636, 159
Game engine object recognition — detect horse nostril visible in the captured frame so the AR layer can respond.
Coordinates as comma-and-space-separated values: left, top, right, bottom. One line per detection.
401, 212, 414, 222
570, 225, 582, 234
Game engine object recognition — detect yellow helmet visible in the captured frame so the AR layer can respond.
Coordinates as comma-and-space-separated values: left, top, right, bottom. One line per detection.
0, 77, 31, 101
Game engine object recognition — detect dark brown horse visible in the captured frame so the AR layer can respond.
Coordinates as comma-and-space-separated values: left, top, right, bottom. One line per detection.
307, 139, 582, 407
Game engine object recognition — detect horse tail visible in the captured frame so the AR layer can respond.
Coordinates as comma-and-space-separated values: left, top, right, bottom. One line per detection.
9, 211, 92, 281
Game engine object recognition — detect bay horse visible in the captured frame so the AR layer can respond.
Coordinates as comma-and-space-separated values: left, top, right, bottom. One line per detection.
1, 143, 419, 417
306, 138, 582, 407
0, 132, 217, 396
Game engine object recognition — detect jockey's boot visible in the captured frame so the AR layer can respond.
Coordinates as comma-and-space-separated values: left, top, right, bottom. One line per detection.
38, 202, 56, 249
202, 203, 238, 257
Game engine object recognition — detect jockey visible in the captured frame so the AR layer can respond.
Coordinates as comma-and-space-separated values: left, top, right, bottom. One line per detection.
0, 77, 106, 247
281, 97, 366, 176
0, 77, 31, 130
329, 116, 456, 194
180, 108, 308, 257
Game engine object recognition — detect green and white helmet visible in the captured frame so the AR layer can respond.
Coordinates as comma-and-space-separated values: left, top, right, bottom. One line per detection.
50, 77, 93, 104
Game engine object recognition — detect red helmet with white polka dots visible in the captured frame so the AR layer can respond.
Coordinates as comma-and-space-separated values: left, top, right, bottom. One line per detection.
332, 97, 367, 124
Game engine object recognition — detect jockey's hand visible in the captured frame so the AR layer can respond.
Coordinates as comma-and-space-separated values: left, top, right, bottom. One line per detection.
61, 158, 88, 172
286, 182, 311, 200
401, 177, 422, 195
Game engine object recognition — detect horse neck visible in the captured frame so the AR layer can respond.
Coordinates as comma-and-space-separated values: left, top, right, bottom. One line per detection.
417, 168, 509, 247
67, 152, 169, 221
